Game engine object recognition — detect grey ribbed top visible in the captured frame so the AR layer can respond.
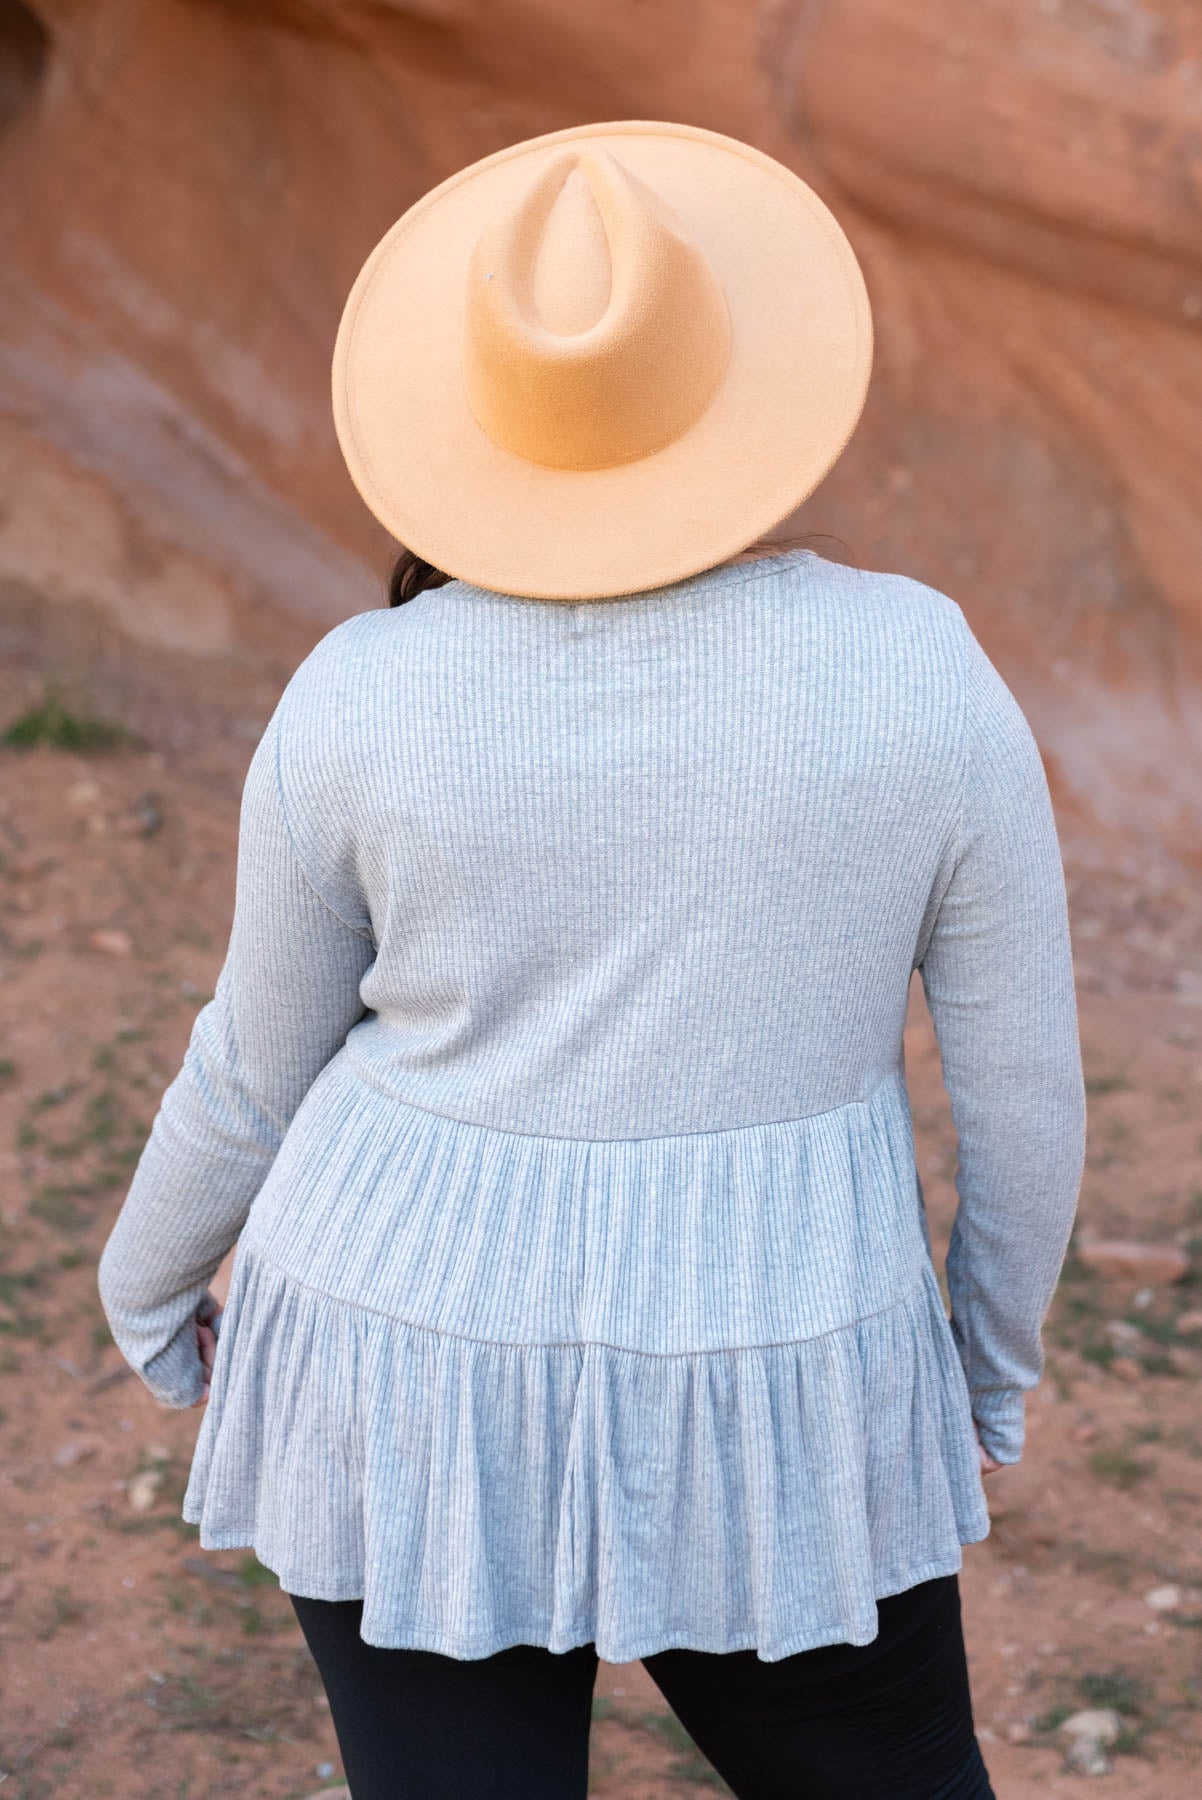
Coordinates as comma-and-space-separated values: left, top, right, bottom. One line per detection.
97, 547, 1086, 1661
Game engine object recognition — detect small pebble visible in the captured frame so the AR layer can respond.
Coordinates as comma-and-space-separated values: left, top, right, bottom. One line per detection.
1060, 1707, 1123, 1770
1145, 1584, 1181, 1613
87, 928, 132, 957
53, 1438, 100, 1469
1060, 1709, 1122, 1745
1104, 1319, 1143, 1345
127, 1470, 163, 1512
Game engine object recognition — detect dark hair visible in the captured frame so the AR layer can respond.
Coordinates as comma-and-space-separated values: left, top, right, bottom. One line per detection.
388, 549, 453, 607
386, 531, 856, 606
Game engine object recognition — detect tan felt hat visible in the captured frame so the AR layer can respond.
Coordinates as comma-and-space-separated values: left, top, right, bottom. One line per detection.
332, 120, 874, 601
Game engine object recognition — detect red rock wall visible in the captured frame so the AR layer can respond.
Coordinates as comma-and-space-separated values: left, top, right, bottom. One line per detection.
2, 0, 1200, 858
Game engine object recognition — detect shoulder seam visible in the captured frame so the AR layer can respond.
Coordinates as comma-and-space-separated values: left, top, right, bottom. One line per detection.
288, 608, 389, 687
312, 606, 389, 658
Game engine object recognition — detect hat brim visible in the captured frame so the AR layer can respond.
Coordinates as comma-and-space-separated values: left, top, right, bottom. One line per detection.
332, 120, 873, 601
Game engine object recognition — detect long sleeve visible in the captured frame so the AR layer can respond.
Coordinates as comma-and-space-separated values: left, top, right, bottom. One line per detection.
917, 618, 1087, 1465
97, 695, 377, 1409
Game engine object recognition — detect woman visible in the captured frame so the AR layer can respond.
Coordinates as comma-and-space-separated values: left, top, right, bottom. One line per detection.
98, 122, 1086, 1797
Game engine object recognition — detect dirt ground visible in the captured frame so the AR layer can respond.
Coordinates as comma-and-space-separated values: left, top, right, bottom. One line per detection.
1, 673, 1201, 1795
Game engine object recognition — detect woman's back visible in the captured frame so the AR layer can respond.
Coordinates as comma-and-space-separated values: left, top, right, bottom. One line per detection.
272, 547, 1049, 1133
98, 545, 1085, 1662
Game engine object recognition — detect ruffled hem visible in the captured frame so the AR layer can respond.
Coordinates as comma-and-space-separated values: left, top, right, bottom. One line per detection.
181, 1239, 990, 1662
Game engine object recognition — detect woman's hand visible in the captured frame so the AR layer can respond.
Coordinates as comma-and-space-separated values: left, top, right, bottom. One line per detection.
976, 1428, 1004, 1477
192, 1305, 224, 1407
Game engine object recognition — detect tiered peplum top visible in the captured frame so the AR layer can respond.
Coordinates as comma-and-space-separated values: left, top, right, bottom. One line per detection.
98, 548, 1086, 1661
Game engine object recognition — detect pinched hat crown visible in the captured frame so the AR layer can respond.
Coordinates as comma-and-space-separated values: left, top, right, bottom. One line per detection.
461, 147, 732, 471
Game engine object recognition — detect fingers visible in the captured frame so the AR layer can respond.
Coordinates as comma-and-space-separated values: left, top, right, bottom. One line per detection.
978, 1441, 1004, 1477
192, 1317, 218, 1407
974, 1424, 1005, 1478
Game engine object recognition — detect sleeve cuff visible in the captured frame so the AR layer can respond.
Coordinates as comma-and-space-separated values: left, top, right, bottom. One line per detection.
101, 1291, 218, 1410
969, 1388, 1026, 1464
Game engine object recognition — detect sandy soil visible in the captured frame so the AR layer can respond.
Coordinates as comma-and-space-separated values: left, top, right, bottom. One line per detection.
2, 711, 1201, 1795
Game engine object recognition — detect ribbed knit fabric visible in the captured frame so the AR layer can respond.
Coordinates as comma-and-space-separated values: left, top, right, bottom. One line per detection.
97, 547, 1086, 1661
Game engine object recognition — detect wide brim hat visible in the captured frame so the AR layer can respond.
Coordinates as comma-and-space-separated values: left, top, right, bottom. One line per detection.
332, 119, 873, 600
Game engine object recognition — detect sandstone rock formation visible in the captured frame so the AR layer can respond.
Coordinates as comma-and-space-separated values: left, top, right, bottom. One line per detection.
1, 0, 1200, 858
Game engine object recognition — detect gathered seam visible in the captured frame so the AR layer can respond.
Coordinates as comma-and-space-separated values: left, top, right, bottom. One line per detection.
236, 1239, 931, 1357
338, 1048, 905, 1146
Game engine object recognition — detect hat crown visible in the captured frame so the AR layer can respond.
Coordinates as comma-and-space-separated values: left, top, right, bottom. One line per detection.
462, 146, 732, 471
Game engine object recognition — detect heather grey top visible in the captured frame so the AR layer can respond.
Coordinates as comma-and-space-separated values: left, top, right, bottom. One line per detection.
97, 547, 1086, 1661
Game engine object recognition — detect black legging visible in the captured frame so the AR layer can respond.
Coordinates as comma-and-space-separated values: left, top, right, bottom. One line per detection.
287, 1571, 996, 1798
